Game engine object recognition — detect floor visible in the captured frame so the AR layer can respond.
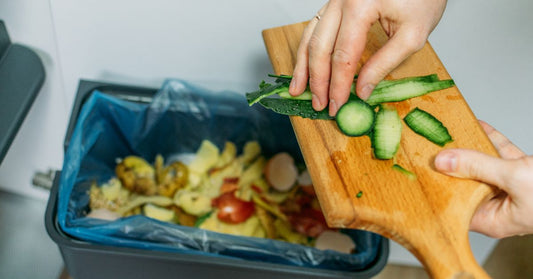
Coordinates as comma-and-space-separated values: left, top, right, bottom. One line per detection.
0, 189, 531, 279
0, 190, 64, 279
373, 234, 533, 279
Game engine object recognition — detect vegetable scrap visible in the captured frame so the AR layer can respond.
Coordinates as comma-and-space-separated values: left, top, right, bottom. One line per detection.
392, 164, 417, 180
246, 74, 456, 178
246, 74, 455, 160
87, 139, 356, 253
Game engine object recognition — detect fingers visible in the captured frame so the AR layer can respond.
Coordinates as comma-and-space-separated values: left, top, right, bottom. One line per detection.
434, 149, 516, 193
479, 120, 525, 159
328, 2, 377, 116
290, 3, 329, 98
356, 26, 427, 100
469, 195, 516, 239
307, 2, 343, 111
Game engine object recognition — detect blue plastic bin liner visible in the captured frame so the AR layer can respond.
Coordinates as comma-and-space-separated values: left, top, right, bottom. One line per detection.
57, 79, 382, 271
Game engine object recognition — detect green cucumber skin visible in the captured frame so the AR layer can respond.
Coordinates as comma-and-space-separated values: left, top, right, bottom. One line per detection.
366, 79, 455, 106
335, 99, 375, 137
372, 106, 402, 160
258, 98, 333, 120
278, 90, 312, 100
392, 164, 417, 180
373, 74, 439, 90
246, 81, 290, 105
267, 74, 293, 83
404, 107, 453, 146
248, 74, 454, 107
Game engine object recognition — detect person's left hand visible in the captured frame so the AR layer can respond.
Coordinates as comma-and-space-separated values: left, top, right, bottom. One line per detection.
435, 121, 533, 238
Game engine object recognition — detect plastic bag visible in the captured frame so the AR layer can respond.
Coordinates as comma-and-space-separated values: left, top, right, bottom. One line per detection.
57, 79, 382, 270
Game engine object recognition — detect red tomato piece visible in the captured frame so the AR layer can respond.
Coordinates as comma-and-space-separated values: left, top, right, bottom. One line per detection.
212, 191, 255, 224
288, 208, 328, 238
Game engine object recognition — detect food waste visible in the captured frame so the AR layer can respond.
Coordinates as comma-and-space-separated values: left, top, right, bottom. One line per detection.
87, 140, 356, 254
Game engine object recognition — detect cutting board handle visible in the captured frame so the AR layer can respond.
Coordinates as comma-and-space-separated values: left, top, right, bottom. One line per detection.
403, 229, 490, 279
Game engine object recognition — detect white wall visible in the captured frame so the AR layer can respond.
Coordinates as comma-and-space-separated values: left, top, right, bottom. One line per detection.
2, 0, 532, 268
49, 0, 326, 107
430, 0, 533, 154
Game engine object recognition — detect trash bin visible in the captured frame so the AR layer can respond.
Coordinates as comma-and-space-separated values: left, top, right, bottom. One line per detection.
45, 79, 389, 279
0, 20, 45, 165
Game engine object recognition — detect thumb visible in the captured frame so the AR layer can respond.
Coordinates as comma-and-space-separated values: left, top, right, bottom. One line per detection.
434, 149, 514, 193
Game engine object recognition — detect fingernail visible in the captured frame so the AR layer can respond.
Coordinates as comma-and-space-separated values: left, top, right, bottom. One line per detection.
329, 99, 338, 116
289, 76, 297, 94
312, 94, 322, 110
435, 152, 457, 172
360, 84, 375, 100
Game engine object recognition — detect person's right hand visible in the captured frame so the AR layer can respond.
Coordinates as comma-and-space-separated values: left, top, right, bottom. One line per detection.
289, 0, 447, 117
434, 121, 533, 238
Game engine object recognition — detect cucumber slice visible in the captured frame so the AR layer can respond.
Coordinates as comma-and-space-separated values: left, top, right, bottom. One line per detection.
372, 106, 402, 160
366, 77, 455, 105
335, 99, 375, 136
404, 107, 453, 146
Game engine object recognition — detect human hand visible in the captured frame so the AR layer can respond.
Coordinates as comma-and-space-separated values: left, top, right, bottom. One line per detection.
289, 0, 447, 116
434, 121, 533, 238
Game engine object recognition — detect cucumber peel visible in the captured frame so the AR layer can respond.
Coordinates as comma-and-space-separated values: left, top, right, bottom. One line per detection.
404, 107, 453, 146
246, 81, 290, 105
246, 74, 454, 119
366, 77, 455, 106
258, 98, 333, 120
392, 164, 417, 180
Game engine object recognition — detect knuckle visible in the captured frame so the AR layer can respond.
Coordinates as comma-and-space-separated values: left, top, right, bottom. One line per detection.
308, 34, 324, 54
401, 30, 427, 52
508, 156, 533, 185
365, 64, 389, 81
463, 161, 482, 179
455, 152, 482, 179
331, 48, 354, 67
308, 76, 329, 91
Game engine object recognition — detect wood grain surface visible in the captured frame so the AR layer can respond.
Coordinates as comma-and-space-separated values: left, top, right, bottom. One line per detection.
262, 21, 499, 279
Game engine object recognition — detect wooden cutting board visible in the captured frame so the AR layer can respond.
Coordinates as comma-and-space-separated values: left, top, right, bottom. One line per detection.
262, 21, 499, 279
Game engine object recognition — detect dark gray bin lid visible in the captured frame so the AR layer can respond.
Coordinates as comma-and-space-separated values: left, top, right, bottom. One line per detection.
0, 20, 45, 165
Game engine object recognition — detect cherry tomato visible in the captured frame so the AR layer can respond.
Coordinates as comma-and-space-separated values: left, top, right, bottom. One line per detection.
212, 191, 255, 224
